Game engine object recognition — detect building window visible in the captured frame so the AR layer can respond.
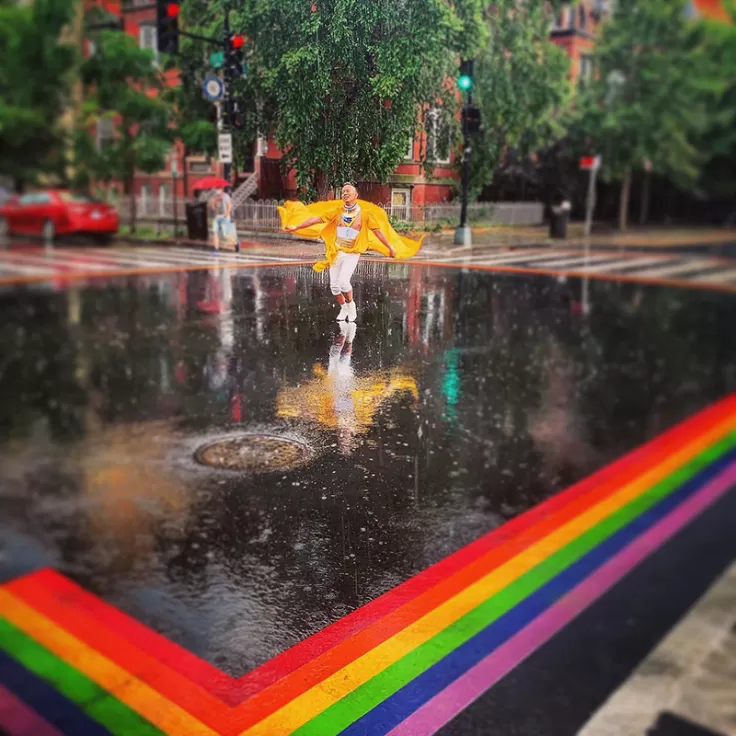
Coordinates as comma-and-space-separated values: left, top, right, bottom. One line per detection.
390, 188, 411, 221
96, 116, 114, 151
579, 54, 594, 84
426, 109, 451, 165
159, 183, 170, 214
405, 136, 414, 160
188, 160, 212, 174
140, 183, 153, 214
139, 24, 158, 62
578, 4, 587, 30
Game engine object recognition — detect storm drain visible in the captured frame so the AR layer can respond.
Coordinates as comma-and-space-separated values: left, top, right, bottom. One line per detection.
194, 434, 311, 473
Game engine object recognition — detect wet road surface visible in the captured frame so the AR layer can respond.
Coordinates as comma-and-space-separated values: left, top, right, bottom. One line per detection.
1, 260, 735, 682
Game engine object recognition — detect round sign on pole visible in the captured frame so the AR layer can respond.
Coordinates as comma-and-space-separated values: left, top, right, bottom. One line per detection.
202, 75, 224, 102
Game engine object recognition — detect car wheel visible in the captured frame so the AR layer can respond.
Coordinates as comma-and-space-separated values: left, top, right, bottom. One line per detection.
42, 219, 55, 244
94, 234, 113, 246
0, 216, 9, 239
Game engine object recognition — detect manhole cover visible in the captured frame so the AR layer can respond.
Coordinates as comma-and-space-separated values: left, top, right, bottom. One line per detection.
194, 434, 311, 473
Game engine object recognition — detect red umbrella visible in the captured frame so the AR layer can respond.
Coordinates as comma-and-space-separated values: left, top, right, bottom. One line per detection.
192, 176, 229, 190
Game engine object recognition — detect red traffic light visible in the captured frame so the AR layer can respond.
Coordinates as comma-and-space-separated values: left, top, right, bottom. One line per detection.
166, 2, 179, 17
231, 34, 245, 49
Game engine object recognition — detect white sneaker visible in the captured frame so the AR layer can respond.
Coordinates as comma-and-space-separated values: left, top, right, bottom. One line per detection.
336, 303, 349, 321
347, 301, 357, 322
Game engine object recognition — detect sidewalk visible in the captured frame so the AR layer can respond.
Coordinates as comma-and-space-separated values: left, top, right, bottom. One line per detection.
428, 225, 736, 254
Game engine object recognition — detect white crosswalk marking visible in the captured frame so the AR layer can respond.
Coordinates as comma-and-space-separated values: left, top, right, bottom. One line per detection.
528, 254, 620, 269
691, 268, 736, 283
628, 260, 721, 279
420, 249, 549, 265
0, 244, 733, 292
576, 256, 678, 274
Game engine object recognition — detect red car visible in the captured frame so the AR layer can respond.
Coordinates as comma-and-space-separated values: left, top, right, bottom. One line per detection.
0, 190, 119, 243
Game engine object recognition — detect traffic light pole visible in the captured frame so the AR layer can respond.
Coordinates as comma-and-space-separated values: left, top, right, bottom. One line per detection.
221, 6, 232, 186
454, 89, 472, 247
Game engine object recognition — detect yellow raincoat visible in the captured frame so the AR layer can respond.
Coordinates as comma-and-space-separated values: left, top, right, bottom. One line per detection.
277, 199, 424, 272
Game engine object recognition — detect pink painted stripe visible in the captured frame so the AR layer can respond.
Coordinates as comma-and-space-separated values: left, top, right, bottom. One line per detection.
388, 462, 736, 736
0, 684, 63, 736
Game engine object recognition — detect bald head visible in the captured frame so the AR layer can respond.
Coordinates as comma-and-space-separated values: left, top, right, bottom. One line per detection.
341, 184, 358, 206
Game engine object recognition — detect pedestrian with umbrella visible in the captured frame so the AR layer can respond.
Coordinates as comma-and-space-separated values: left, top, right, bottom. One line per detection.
193, 177, 241, 252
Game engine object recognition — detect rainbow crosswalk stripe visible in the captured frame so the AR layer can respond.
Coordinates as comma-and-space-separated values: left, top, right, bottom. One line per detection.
1, 394, 735, 735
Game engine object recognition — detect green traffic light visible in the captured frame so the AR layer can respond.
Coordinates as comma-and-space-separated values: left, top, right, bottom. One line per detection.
458, 74, 473, 91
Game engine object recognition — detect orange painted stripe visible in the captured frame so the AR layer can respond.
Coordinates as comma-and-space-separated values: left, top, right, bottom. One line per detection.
382, 259, 736, 295
0, 260, 315, 287
0, 591, 218, 736
3, 577, 232, 732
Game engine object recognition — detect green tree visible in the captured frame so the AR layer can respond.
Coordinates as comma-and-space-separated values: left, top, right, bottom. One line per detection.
179, 0, 486, 199
73, 29, 173, 232
468, 0, 571, 198
693, 2, 736, 205
0, 0, 77, 191
576, 0, 721, 231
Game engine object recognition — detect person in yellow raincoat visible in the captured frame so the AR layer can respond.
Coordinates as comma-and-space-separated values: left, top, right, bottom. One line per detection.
279, 183, 423, 322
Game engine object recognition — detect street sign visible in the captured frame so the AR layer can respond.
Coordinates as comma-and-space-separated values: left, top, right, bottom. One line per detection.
209, 51, 224, 69
202, 75, 224, 102
218, 133, 233, 164
580, 155, 601, 171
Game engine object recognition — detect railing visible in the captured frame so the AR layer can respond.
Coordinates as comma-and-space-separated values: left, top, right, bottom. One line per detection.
114, 197, 544, 232
381, 202, 544, 227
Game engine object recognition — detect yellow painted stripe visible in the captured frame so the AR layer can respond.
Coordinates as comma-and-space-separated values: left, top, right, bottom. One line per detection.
0, 591, 218, 736
244, 416, 736, 735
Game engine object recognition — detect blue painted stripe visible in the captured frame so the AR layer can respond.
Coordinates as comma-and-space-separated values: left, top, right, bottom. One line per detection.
341, 448, 736, 735
0, 648, 111, 735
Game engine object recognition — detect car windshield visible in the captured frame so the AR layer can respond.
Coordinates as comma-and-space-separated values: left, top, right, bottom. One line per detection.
57, 192, 98, 203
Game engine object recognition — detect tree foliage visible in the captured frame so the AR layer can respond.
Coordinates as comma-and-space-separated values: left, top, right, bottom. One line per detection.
693, 2, 736, 200
179, 0, 486, 199
575, 0, 722, 229
73, 29, 173, 231
468, 0, 571, 198
0, 0, 77, 190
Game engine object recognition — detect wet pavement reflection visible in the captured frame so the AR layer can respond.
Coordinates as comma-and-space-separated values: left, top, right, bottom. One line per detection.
0, 263, 735, 676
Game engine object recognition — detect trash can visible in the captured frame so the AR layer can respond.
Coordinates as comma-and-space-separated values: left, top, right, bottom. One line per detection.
549, 201, 571, 239
185, 201, 209, 241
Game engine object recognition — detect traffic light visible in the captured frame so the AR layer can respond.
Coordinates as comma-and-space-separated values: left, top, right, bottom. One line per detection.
458, 59, 474, 92
230, 99, 245, 129
156, 0, 179, 55
226, 34, 247, 77
462, 104, 481, 134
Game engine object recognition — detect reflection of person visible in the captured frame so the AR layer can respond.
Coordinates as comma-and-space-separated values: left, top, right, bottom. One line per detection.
210, 186, 241, 252
279, 184, 423, 323
330, 322, 358, 455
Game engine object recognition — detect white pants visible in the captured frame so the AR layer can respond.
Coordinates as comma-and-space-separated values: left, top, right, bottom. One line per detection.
329, 251, 360, 295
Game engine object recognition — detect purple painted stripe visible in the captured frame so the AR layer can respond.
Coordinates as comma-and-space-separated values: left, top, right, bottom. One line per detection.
0, 683, 63, 736
388, 461, 736, 736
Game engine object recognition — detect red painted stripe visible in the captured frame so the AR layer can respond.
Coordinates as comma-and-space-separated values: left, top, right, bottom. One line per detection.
4, 574, 231, 732
9, 394, 735, 709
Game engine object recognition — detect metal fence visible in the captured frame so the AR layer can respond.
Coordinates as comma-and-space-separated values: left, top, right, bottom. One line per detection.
115, 197, 544, 231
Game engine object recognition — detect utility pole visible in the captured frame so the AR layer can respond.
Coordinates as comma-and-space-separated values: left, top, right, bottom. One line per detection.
454, 60, 479, 247
221, 4, 232, 185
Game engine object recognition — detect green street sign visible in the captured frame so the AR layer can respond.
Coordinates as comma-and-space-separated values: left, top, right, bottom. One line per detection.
210, 51, 224, 68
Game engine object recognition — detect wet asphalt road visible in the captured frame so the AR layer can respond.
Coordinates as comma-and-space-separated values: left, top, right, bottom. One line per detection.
0, 261, 735, 679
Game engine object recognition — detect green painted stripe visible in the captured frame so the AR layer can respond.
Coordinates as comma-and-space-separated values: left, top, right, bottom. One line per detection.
0, 617, 164, 736
296, 433, 735, 735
